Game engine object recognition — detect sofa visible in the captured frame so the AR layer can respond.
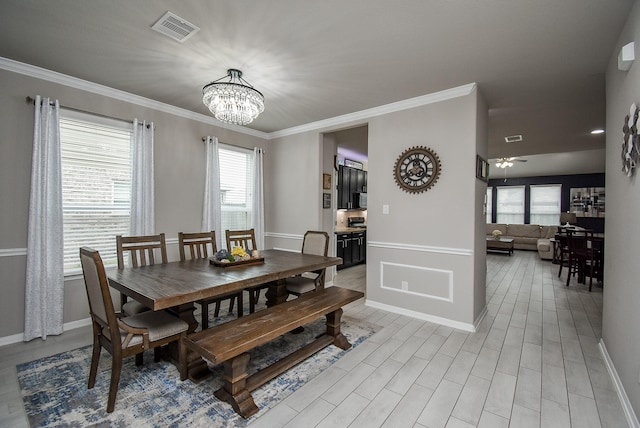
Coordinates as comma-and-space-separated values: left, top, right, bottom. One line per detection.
486, 223, 558, 259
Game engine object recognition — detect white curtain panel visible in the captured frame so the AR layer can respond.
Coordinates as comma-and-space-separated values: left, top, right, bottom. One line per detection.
130, 119, 155, 235
24, 96, 64, 341
252, 147, 265, 250
202, 136, 223, 250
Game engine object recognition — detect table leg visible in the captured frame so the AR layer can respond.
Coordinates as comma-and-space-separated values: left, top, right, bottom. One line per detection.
165, 303, 212, 381
265, 279, 288, 307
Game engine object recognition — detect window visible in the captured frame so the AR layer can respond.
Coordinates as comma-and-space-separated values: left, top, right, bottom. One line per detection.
60, 110, 133, 274
219, 145, 254, 231
530, 184, 561, 225
486, 187, 493, 223
496, 186, 525, 224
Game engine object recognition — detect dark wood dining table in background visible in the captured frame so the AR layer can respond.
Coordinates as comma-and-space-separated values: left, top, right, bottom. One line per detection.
107, 249, 343, 379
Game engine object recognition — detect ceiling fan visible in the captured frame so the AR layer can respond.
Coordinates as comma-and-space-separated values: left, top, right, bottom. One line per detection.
494, 157, 527, 168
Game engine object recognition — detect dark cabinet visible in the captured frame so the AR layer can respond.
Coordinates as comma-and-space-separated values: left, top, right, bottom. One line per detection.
336, 231, 366, 270
336, 233, 351, 268
337, 165, 367, 209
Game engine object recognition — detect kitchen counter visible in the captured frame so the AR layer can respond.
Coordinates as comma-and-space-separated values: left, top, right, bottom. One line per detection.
335, 227, 367, 233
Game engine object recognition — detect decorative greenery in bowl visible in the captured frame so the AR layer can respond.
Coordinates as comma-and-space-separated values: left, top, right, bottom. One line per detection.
492, 230, 503, 240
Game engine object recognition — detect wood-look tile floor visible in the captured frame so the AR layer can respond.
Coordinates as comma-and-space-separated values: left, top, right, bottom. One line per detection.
0, 251, 627, 427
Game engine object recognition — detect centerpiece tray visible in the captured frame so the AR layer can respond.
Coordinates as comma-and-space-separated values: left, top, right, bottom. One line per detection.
210, 257, 265, 268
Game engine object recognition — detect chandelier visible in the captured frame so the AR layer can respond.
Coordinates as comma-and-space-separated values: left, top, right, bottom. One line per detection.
202, 69, 264, 125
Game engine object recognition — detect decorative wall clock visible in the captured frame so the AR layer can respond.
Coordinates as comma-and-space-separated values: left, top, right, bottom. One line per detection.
393, 146, 441, 193
622, 102, 639, 177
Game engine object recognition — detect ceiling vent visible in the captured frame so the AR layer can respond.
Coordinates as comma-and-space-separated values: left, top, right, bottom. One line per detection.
151, 11, 200, 43
504, 134, 523, 143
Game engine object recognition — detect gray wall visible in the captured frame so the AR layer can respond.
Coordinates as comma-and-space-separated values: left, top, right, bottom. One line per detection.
1, 66, 489, 340
364, 87, 487, 329
0, 68, 268, 339
603, 0, 640, 417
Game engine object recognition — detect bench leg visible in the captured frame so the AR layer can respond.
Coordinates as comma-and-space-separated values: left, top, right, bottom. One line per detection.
326, 308, 351, 350
214, 353, 259, 419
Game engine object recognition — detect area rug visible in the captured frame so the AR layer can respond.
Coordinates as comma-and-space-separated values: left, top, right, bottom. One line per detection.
18, 313, 376, 427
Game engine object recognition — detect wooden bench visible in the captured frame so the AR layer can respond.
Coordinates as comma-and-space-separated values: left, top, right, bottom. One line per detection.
179, 286, 364, 418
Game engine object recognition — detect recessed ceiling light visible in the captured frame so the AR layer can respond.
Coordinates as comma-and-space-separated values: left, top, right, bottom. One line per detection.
591, 129, 605, 134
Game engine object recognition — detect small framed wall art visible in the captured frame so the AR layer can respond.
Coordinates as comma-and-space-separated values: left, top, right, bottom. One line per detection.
323, 173, 332, 189
323, 192, 331, 209
476, 155, 489, 181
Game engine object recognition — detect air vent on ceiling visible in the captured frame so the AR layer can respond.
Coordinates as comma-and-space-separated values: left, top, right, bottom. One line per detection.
151, 11, 200, 43
504, 134, 523, 143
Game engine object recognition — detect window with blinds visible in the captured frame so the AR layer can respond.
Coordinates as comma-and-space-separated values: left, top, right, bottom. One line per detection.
486, 187, 493, 223
496, 186, 525, 224
219, 145, 254, 232
530, 184, 561, 225
60, 110, 132, 274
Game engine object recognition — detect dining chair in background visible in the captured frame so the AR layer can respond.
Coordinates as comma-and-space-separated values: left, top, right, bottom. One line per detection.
565, 229, 599, 289
556, 227, 571, 278
285, 231, 330, 296
179, 231, 243, 329
116, 233, 168, 316
80, 247, 188, 413
225, 228, 265, 313
225, 228, 258, 252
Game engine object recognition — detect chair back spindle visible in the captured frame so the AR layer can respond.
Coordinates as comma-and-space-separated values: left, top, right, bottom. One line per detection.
225, 229, 257, 252
179, 231, 217, 261
116, 233, 168, 269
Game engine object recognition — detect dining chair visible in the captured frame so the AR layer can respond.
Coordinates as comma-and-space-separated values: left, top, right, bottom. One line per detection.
225, 228, 258, 252
116, 233, 168, 316
556, 227, 571, 278
178, 231, 243, 329
285, 231, 330, 296
565, 229, 597, 289
225, 228, 265, 313
80, 247, 188, 413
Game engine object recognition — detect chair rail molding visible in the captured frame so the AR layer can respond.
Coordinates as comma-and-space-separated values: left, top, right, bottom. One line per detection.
367, 240, 472, 256
0, 248, 27, 257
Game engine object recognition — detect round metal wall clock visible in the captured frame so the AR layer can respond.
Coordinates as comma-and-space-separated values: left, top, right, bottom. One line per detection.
393, 146, 441, 193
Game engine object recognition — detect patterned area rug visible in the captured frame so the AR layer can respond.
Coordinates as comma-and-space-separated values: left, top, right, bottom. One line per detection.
17, 311, 375, 427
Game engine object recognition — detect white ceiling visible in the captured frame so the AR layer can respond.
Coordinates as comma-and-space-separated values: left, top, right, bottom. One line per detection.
0, 0, 632, 175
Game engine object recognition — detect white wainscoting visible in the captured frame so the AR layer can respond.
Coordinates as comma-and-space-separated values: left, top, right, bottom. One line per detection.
380, 261, 453, 302
366, 240, 477, 331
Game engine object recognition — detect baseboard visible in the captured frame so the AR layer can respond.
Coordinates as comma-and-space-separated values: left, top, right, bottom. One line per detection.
0, 317, 92, 347
600, 338, 640, 428
473, 305, 488, 331
364, 299, 477, 332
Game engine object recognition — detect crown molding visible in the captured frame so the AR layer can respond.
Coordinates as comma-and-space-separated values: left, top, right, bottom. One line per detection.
0, 56, 269, 139
268, 83, 477, 139
2, 56, 476, 141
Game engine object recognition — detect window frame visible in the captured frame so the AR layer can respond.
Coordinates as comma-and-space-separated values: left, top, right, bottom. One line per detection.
59, 109, 133, 276
496, 185, 525, 224
218, 144, 255, 232
529, 184, 562, 225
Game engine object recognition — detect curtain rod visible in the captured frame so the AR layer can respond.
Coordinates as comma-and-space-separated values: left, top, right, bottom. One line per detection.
26, 96, 154, 129
201, 136, 264, 153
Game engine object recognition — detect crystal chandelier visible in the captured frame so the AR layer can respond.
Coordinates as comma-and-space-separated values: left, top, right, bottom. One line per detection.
202, 69, 265, 125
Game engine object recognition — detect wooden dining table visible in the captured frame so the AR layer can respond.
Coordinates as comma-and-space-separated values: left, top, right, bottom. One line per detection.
107, 249, 343, 379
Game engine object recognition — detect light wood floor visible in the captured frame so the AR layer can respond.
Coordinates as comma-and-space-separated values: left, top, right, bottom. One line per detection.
0, 252, 627, 427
